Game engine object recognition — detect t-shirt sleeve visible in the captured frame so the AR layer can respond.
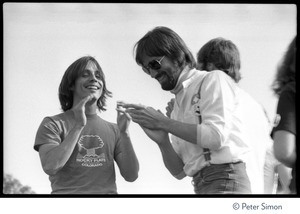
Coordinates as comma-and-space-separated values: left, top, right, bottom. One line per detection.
34, 117, 62, 152
271, 89, 296, 137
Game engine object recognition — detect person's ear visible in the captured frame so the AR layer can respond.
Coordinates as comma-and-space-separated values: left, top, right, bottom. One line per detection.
207, 63, 217, 71
174, 60, 179, 68
196, 62, 204, 70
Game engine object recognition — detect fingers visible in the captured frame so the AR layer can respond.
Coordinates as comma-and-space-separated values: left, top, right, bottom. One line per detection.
167, 99, 175, 108
116, 102, 126, 112
157, 109, 164, 115
122, 113, 132, 121
116, 108, 132, 119
116, 100, 126, 108
117, 101, 146, 110
116, 102, 132, 120
166, 105, 172, 112
81, 94, 96, 105
165, 98, 174, 117
72, 95, 95, 111
125, 108, 144, 118
123, 109, 142, 124
116, 101, 163, 123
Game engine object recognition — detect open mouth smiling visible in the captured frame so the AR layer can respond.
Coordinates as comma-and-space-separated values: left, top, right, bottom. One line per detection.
155, 72, 167, 82
85, 85, 100, 90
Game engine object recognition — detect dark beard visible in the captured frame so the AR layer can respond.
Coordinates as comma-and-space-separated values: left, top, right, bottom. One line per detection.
160, 75, 178, 91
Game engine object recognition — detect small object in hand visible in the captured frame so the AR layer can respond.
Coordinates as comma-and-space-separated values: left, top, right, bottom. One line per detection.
116, 101, 126, 111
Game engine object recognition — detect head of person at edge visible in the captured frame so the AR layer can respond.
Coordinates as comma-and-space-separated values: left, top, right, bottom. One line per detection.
134, 26, 196, 91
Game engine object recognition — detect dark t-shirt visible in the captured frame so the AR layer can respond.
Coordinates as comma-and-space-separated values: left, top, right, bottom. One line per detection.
271, 82, 296, 193
34, 110, 122, 194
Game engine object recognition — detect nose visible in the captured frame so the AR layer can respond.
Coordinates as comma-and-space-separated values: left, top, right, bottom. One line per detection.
89, 73, 98, 82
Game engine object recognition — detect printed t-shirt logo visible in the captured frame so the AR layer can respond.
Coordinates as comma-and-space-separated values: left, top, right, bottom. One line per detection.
76, 135, 106, 167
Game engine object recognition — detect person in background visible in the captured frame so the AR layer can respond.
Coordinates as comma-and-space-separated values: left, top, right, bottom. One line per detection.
34, 56, 139, 194
271, 37, 296, 194
195, 37, 276, 194
121, 26, 254, 194
196, 37, 241, 82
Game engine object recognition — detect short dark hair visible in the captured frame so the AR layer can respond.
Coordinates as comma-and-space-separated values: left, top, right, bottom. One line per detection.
58, 56, 112, 112
197, 37, 241, 83
272, 36, 296, 96
134, 26, 196, 69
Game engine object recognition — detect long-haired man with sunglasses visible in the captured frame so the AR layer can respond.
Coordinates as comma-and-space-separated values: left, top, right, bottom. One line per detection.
121, 26, 255, 194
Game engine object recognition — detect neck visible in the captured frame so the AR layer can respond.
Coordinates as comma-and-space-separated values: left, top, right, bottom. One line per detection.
85, 104, 98, 115
72, 97, 99, 115
170, 65, 193, 94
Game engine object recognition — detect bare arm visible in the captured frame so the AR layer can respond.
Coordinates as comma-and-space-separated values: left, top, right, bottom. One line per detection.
115, 104, 139, 182
115, 133, 139, 182
273, 130, 296, 168
118, 102, 185, 179
38, 95, 94, 175
160, 116, 198, 145
139, 126, 186, 179
39, 124, 84, 175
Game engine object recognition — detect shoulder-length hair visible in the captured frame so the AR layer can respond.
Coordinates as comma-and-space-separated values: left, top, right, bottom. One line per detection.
133, 26, 196, 69
272, 37, 296, 96
58, 56, 112, 112
197, 37, 241, 83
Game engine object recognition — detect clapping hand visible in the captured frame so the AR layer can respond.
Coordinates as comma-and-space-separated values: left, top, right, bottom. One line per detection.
118, 101, 170, 145
116, 101, 132, 134
166, 98, 175, 118
72, 95, 97, 127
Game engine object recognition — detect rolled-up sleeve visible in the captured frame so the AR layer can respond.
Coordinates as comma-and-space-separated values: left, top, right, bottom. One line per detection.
196, 71, 236, 150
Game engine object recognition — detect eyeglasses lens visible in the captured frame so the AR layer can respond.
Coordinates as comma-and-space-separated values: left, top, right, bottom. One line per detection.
148, 60, 161, 70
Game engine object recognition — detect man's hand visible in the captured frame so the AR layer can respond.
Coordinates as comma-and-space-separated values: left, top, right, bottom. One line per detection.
71, 95, 95, 127
166, 98, 175, 118
140, 126, 169, 145
120, 103, 167, 130
116, 101, 132, 134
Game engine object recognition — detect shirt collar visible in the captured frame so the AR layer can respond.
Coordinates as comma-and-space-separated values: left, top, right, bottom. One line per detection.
171, 66, 199, 94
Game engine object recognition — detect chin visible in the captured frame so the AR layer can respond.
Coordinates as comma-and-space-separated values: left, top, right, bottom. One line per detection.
160, 80, 176, 91
161, 84, 175, 91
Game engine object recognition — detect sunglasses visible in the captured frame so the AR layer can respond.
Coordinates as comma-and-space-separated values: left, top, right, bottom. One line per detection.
142, 55, 165, 74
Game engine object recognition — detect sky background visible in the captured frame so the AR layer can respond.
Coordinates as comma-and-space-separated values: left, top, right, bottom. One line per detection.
3, 3, 297, 195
